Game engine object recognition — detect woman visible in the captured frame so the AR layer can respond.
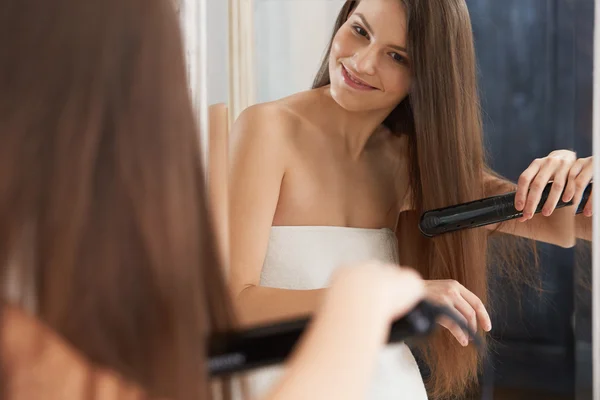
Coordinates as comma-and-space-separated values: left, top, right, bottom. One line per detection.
228, 0, 593, 398
0, 0, 428, 399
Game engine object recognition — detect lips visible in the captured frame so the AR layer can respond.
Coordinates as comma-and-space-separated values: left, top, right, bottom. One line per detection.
341, 64, 376, 91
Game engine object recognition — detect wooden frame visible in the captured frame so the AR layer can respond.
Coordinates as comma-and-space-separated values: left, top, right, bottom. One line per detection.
228, 0, 256, 126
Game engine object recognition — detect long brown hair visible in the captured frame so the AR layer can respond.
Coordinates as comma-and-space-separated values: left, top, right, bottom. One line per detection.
0, 0, 235, 398
314, 1, 534, 398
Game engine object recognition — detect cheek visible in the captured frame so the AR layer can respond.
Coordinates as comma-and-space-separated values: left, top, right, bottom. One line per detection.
330, 28, 360, 60
384, 69, 412, 99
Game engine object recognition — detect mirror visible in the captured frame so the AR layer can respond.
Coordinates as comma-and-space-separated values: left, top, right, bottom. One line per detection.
467, 1, 594, 399
190, 0, 596, 398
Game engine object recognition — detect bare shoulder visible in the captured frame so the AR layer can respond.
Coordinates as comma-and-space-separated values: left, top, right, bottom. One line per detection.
231, 100, 305, 144
230, 90, 328, 159
277, 88, 333, 129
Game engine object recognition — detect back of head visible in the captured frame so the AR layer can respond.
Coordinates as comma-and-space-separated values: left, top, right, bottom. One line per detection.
0, 0, 234, 398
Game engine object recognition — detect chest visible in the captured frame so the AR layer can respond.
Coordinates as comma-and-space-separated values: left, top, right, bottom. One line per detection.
272, 141, 410, 228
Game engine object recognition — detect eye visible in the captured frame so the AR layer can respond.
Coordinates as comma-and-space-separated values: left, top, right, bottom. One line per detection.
390, 52, 406, 64
352, 24, 369, 38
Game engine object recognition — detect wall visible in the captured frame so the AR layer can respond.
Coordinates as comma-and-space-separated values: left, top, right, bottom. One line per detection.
253, 0, 345, 103
207, 0, 229, 105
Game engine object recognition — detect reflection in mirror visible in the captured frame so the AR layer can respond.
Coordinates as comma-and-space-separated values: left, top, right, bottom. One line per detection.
468, 1, 593, 399
225, 0, 594, 399
254, 1, 345, 103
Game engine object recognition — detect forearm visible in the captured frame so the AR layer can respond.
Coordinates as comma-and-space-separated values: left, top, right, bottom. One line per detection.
485, 174, 579, 247
235, 286, 326, 327
264, 277, 389, 400
484, 165, 594, 246
519, 206, 593, 246
576, 213, 592, 242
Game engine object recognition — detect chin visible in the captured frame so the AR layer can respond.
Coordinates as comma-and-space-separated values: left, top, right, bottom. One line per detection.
329, 69, 377, 112
329, 83, 400, 114
326, 62, 367, 112
329, 84, 371, 112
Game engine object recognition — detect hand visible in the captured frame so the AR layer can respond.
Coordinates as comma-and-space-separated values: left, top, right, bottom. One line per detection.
424, 279, 491, 346
564, 156, 593, 217
515, 150, 593, 220
278, 264, 426, 400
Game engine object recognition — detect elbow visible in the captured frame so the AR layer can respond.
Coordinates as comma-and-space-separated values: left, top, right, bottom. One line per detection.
235, 284, 255, 300
557, 238, 576, 249
233, 285, 259, 328
232, 284, 256, 311
555, 222, 577, 249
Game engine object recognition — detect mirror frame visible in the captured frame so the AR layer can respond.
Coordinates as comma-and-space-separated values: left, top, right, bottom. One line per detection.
593, 0, 600, 396
228, 0, 256, 126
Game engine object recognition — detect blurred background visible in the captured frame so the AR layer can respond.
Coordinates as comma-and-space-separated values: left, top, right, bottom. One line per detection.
193, 0, 595, 398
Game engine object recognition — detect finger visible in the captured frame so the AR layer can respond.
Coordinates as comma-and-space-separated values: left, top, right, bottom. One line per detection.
563, 159, 585, 202
452, 295, 478, 334
515, 159, 543, 212
457, 285, 492, 332
542, 176, 569, 216
522, 162, 558, 220
584, 191, 593, 217
571, 162, 593, 214
437, 315, 470, 347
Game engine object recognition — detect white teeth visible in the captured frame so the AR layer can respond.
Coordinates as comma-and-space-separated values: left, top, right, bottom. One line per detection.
351, 76, 364, 85
344, 66, 368, 87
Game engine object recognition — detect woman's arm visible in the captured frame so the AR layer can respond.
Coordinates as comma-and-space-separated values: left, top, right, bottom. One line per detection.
3, 266, 424, 400
265, 264, 425, 400
228, 104, 325, 327
483, 153, 593, 247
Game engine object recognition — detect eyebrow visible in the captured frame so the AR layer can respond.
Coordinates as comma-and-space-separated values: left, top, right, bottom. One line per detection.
354, 12, 408, 54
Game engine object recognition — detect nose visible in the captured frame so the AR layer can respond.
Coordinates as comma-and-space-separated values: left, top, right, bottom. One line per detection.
353, 46, 378, 76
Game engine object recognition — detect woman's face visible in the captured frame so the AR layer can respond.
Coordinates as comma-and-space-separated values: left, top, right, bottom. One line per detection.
329, 0, 412, 113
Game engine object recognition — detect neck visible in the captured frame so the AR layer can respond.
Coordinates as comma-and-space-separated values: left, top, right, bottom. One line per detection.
322, 86, 394, 160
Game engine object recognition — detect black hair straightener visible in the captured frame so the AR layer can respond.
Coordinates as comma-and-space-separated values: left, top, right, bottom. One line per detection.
207, 299, 481, 377
419, 182, 593, 237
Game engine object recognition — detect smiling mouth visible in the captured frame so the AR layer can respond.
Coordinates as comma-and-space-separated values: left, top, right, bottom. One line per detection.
341, 64, 376, 90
